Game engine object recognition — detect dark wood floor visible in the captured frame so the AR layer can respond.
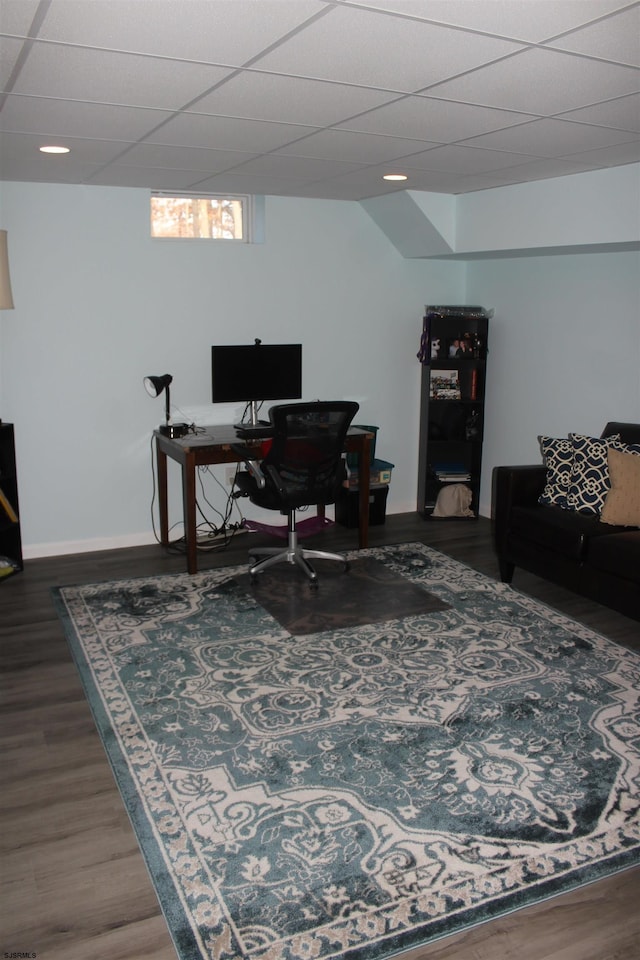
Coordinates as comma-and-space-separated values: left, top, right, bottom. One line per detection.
1, 514, 638, 960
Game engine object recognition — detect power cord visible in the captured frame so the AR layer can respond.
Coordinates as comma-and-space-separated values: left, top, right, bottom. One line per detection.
195, 463, 247, 550
147, 435, 249, 555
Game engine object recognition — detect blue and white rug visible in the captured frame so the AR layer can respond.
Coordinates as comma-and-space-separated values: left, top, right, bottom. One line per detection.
53, 543, 640, 960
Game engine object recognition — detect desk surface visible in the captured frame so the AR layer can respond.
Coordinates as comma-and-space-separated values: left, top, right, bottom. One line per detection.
161, 423, 373, 449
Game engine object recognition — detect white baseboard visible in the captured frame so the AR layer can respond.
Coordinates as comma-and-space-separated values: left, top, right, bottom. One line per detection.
22, 505, 491, 560
22, 531, 158, 559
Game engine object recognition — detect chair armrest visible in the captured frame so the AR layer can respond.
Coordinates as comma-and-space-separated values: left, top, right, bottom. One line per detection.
265, 464, 287, 498
231, 444, 266, 489
492, 464, 547, 556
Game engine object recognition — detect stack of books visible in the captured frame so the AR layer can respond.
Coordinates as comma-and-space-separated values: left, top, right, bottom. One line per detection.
432, 463, 471, 483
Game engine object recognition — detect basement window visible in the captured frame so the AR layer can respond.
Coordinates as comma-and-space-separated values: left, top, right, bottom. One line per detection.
150, 193, 249, 241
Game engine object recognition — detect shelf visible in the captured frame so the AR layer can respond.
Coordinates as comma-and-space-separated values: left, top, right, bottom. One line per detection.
0, 423, 23, 575
417, 310, 489, 520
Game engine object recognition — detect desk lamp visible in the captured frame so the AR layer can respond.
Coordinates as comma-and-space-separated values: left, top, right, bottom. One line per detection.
0, 230, 15, 425
144, 374, 188, 438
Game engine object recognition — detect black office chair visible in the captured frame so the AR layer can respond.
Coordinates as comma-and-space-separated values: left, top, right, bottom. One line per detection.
233, 400, 359, 587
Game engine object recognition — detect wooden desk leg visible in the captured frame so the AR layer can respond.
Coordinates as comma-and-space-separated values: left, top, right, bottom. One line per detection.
182, 452, 198, 575
156, 440, 169, 547
358, 436, 371, 548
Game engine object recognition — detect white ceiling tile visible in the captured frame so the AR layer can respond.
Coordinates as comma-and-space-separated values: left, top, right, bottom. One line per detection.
0, 130, 135, 163
88, 164, 222, 190
189, 71, 399, 126
117, 142, 256, 173
1, 0, 638, 199
334, 95, 537, 142
0, 36, 25, 87
145, 114, 318, 152
302, 162, 465, 198
557, 93, 640, 132
460, 117, 639, 156
226, 154, 367, 180
35, 0, 327, 64
482, 155, 604, 181
11, 43, 233, 109
0, 95, 174, 141
563, 140, 640, 166
253, 5, 523, 92
339, 0, 631, 43
398, 144, 541, 174
0, 131, 133, 180
0, 154, 103, 182
275, 128, 437, 163
0, 0, 41, 36
428, 47, 640, 114
185, 172, 321, 195
547, 6, 640, 66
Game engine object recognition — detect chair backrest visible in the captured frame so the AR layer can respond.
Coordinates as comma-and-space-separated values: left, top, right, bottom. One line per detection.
263, 401, 360, 508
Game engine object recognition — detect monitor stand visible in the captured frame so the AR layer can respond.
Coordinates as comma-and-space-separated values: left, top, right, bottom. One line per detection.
235, 400, 271, 435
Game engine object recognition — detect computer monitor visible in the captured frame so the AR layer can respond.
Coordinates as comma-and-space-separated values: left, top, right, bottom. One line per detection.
211, 340, 302, 425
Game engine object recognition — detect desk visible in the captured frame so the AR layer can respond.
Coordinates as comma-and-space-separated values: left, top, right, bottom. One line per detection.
154, 424, 373, 574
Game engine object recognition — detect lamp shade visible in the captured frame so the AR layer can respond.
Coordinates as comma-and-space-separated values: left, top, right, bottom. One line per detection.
143, 373, 188, 438
144, 374, 172, 398
0, 230, 14, 310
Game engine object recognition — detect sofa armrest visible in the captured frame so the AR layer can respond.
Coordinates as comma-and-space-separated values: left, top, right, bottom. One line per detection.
492, 464, 547, 559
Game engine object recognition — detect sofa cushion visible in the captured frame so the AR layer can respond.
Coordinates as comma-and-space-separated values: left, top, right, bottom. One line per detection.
510, 504, 624, 561
566, 433, 620, 515
601, 447, 640, 527
538, 436, 574, 508
587, 531, 640, 586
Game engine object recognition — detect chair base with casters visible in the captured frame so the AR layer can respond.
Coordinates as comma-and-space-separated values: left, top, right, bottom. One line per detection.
232, 400, 360, 588
248, 509, 349, 587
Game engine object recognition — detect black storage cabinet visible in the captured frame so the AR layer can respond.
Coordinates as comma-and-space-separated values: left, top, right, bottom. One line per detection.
0, 422, 23, 578
417, 309, 489, 519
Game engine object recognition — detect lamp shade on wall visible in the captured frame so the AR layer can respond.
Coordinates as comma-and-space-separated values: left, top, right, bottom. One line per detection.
0, 230, 14, 310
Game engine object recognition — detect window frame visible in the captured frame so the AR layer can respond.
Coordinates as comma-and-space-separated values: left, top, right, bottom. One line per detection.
150, 192, 252, 242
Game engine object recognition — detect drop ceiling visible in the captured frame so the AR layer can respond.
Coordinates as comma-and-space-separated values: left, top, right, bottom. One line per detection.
1, 0, 639, 200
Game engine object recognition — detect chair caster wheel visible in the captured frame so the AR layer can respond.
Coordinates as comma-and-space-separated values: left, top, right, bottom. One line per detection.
309, 579, 319, 590
344, 560, 350, 572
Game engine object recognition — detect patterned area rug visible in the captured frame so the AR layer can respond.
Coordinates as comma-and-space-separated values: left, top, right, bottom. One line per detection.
53, 543, 640, 960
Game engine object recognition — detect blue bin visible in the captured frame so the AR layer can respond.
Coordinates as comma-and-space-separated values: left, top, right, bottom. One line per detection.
347, 425, 378, 468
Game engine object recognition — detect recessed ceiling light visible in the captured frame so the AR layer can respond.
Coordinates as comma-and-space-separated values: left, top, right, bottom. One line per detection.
383, 173, 407, 181
40, 145, 70, 154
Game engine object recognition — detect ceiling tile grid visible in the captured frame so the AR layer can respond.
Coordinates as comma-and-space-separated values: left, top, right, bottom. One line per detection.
0, 0, 638, 198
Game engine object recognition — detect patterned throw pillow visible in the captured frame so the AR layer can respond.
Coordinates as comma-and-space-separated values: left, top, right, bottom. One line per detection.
600, 447, 640, 526
566, 434, 620, 515
538, 436, 574, 508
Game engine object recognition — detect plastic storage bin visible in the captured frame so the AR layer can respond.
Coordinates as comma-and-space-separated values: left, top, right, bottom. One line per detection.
346, 425, 378, 468
335, 484, 389, 528
344, 457, 394, 488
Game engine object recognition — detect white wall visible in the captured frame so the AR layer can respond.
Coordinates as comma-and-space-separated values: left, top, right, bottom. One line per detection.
457, 165, 640, 253
0, 181, 462, 556
467, 251, 640, 515
1, 179, 638, 557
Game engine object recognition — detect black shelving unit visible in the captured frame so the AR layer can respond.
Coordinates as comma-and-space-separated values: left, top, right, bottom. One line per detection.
0, 422, 23, 579
417, 309, 489, 519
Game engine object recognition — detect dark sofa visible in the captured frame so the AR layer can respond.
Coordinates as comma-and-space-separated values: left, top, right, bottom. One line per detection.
492, 422, 640, 621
